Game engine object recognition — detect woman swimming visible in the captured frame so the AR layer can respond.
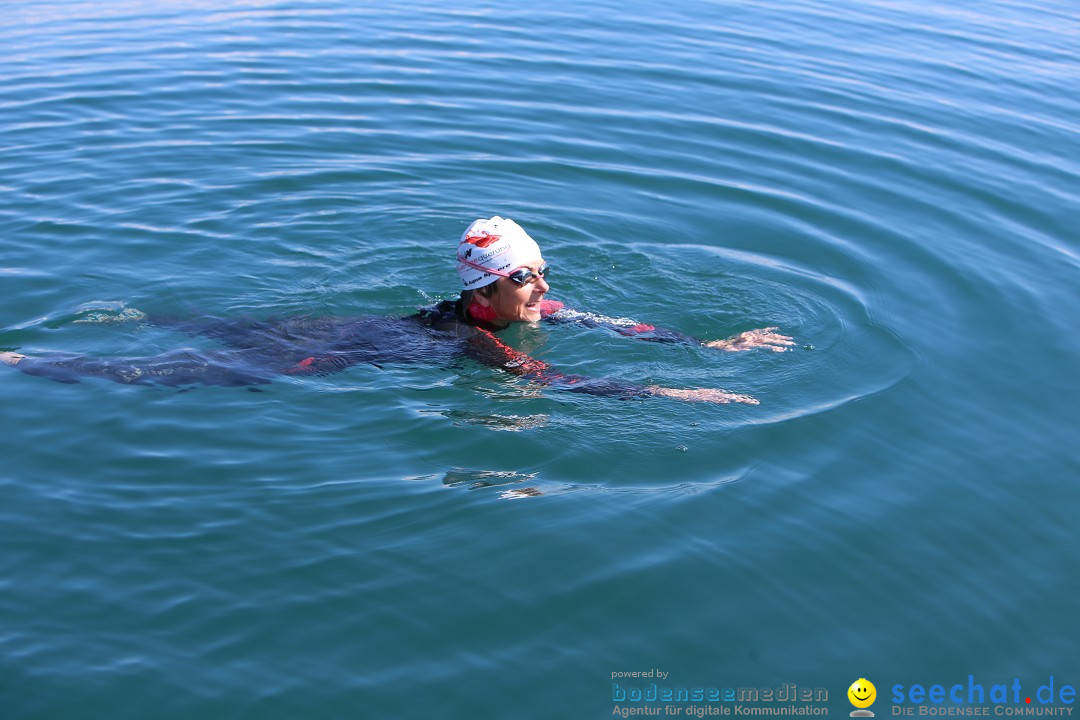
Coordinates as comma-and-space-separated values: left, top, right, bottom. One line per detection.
1, 216, 792, 403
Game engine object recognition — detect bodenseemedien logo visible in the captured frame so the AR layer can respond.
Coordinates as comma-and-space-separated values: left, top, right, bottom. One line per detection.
849, 679, 877, 717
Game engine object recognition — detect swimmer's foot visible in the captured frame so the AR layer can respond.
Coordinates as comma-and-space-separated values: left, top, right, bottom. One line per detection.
1, 351, 27, 366
73, 303, 147, 324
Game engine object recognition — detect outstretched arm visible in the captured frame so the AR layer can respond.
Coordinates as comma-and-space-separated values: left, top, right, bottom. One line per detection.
538, 300, 793, 352
463, 330, 757, 404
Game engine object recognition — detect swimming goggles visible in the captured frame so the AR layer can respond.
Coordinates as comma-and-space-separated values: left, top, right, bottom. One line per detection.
507, 262, 550, 286
458, 258, 551, 285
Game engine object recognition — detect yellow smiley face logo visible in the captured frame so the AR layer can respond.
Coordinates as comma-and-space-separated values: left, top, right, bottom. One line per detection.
848, 679, 877, 709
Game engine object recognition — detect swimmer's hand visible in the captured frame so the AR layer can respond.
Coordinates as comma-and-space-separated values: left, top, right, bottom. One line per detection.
704, 327, 794, 352
647, 385, 759, 405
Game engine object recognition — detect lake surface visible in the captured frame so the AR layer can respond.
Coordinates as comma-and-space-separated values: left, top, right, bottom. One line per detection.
1, 1, 1077, 718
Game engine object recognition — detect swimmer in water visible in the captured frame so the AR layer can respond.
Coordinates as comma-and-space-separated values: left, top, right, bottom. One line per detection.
1, 216, 792, 402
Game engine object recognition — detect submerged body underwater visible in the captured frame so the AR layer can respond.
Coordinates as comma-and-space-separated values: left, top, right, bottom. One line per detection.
2, 299, 791, 403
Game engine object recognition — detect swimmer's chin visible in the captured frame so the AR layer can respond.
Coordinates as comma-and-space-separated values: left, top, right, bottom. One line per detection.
521, 305, 542, 322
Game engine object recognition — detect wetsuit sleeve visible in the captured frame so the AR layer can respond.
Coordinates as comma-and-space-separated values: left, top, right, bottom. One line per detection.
538, 300, 701, 345
465, 328, 653, 399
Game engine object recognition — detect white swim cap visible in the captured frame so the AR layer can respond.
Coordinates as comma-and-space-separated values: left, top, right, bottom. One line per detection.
456, 216, 542, 289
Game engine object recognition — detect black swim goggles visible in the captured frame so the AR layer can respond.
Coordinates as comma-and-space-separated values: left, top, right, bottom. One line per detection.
506, 262, 550, 286
458, 257, 551, 285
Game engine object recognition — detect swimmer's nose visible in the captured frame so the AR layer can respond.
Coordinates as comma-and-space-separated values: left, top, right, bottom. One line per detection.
535, 275, 549, 294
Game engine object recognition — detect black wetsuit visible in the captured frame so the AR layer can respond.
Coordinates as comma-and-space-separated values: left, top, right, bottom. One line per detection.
11, 298, 701, 397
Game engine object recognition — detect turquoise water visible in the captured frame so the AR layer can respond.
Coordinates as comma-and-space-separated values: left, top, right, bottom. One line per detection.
1, 0, 1077, 717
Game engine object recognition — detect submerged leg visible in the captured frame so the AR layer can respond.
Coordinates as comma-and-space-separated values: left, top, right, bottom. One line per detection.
4, 349, 273, 387
65, 303, 265, 349
145, 314, 276, 350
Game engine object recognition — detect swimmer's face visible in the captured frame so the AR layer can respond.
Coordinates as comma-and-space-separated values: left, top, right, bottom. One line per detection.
848, 680, 876, 709
488, 258, 549, 324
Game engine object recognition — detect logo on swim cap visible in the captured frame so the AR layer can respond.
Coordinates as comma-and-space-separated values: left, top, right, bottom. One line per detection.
463, 232, 502, 248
